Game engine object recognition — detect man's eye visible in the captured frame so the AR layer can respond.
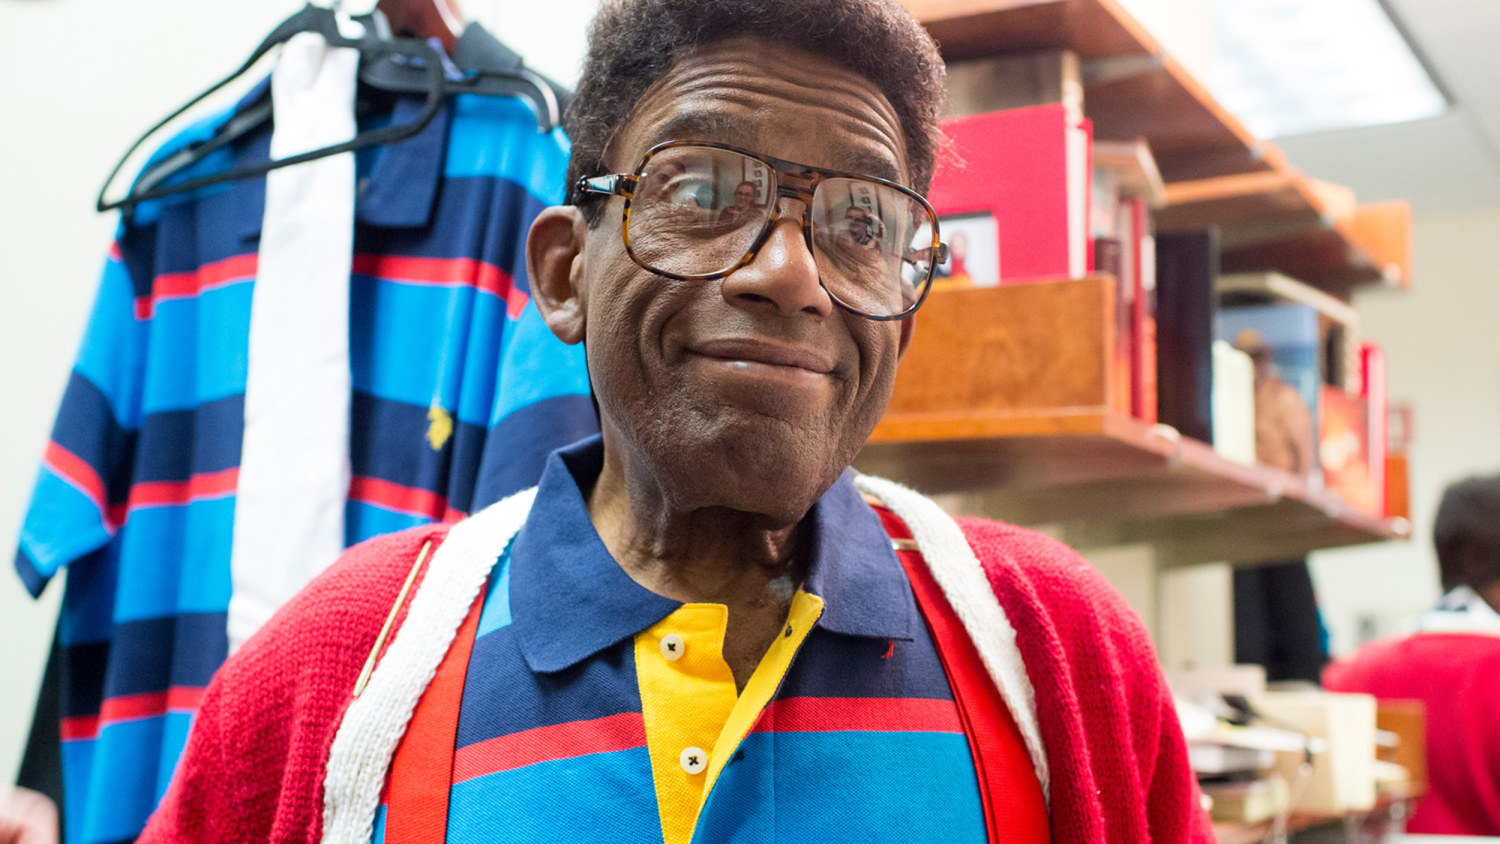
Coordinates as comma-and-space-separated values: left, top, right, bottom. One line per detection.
665, 176, 715, 208
836, 217, 887, 249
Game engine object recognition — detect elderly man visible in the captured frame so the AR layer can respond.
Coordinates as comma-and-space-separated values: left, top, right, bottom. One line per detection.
142, 0, 1210, 841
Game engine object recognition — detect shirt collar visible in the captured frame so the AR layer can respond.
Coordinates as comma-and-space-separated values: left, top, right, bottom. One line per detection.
1403, 585, 1500, 636
234, 85, 449, 241
509, 436, 916, 674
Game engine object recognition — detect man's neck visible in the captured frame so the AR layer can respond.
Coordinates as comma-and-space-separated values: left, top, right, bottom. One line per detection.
1478, 580, 1500, 616
585, 441, 813, 690
587, 448, 806, 604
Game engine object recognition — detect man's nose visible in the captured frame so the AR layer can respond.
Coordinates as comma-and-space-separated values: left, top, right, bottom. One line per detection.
719, 199, 833, 318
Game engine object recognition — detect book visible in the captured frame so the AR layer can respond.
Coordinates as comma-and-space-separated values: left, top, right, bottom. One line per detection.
1095, 235, 1134, 417
1189, 743, 1276, 778
1202, 775, 1291, 823
1216, 303, 1323, 480
1360, 342, 1388, 517
1155, 229, 1219, 444
929, 103, 1093, 282
1321, 385, 1376, 514
1384, 402, 1413, 521
1125, 197, 1157, 423
1211, 340, 1255, 465
1217, 271, 1360, 394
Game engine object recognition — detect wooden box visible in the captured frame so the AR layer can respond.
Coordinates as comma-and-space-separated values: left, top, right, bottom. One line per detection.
874, 277, 1121, 442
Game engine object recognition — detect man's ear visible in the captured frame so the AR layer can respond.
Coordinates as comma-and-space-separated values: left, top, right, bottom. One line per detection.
526, 206, 589, 345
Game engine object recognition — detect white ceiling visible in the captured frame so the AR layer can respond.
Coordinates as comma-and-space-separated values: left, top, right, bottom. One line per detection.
1275, 0, 1500, 212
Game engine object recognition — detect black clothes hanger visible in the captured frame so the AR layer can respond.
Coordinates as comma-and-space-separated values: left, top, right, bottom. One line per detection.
368, 0, 568, 125
97, 3, 446, 216
360, 19, 564, 134
452, 23, 570, 127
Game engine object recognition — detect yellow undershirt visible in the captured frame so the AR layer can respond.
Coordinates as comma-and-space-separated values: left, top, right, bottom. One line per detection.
632, 590, 825, 844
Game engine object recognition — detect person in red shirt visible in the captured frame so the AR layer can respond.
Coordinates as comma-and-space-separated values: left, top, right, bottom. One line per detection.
1325, 473, 1500, 834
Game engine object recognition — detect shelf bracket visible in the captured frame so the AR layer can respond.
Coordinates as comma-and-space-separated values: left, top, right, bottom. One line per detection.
1082, 52, 1166, 85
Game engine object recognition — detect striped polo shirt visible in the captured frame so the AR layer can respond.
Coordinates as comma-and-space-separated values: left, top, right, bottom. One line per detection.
16, 86, 597, 844
372, 437, 988, 843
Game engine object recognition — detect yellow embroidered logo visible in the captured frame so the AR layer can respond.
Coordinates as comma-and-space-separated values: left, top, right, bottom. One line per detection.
426, 403, 453, 451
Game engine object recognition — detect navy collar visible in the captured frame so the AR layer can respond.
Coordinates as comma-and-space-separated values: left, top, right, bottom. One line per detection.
232, 85, 450, 240
509, 436, 916, 674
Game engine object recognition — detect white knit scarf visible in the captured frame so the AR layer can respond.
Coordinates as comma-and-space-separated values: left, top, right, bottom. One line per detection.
319, 477, 1048, 843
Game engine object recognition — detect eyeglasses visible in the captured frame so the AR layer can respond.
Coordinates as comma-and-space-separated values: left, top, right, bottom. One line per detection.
576, 141, 949, 321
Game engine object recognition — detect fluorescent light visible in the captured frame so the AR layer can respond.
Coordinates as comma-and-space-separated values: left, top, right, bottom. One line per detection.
1210, 0, 1446, 138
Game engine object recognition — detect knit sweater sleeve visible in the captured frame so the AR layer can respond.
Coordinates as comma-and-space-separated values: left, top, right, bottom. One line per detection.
140, 524, 449, 843
956, 517, 1214, 844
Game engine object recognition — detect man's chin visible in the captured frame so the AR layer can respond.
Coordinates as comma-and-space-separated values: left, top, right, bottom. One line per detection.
648, 430, 841, 524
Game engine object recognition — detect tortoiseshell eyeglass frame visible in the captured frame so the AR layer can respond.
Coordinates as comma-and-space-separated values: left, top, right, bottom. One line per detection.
575, 140, 949, 322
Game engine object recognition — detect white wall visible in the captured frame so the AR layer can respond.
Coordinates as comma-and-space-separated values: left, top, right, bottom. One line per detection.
0, 0, 599, 783
1311, 205, 1500, 655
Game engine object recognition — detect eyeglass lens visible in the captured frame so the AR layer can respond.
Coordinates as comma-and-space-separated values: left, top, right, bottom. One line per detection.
625, 145, 938, 317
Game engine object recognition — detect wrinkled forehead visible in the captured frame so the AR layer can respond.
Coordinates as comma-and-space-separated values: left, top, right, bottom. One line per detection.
608, 38, 909, 186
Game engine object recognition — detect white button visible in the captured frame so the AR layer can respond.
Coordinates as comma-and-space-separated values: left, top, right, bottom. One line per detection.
679, 746, 709, 774
660, 633, 685, 661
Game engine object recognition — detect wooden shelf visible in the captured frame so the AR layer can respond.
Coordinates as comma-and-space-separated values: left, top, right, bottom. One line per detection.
903, 0, 1402, 290
906, 0, 1257, 179
855, 411, 1410, 567
1220, 202, 1413, 291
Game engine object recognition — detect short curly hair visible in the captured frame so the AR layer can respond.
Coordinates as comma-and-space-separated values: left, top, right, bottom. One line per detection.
565, 0, 947, 225
1434, 473, 1500, 592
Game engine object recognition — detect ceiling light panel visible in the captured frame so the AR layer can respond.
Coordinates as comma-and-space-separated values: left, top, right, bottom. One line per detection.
1211, 0, 1447, 138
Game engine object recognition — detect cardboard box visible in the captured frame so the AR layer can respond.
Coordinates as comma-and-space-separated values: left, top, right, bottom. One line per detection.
1257, 691, 1377, 814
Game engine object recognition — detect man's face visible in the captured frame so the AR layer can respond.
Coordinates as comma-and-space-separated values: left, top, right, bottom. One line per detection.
734, 184, 755, 208
574, 37, 912, 522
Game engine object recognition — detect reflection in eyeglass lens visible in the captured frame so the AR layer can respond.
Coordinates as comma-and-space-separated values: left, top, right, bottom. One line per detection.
630, 148, 770, 276
625, 146, 937, 317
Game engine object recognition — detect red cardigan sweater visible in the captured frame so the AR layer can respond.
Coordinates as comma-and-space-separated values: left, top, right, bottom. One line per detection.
141, 519, 1211, 843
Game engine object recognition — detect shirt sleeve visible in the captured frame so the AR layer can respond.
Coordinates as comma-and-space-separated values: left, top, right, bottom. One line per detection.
15, 243, 147, 596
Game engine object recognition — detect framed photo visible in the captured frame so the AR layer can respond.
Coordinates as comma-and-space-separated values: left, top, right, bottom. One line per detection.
741, 159, 771, 204
934, 211, 1000, 287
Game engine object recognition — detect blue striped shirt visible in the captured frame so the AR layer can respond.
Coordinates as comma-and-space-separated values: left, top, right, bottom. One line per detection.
15, 88, 597, 844
372, 437, 987, 843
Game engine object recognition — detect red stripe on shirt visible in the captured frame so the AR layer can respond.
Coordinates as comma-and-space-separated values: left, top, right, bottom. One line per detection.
348, 475, 448, 520
43, 441, 109, 513
351, 254, 514, 300
61, 686, 207, 742
137, 254, 259, 319
506, 286, 530, 320
132, 253, 517, 318
752, 697, 964, 734
452, 712, 647, 783
128, 468, 240, 510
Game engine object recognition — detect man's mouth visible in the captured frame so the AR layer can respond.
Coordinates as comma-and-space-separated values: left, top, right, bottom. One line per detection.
689, 337, 835, 375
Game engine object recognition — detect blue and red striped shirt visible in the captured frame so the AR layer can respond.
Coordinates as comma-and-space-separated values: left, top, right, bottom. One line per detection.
15, 88, 596, 844
371, 437, 988, 843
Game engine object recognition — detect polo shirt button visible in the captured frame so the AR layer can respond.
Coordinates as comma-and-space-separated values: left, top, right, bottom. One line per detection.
660, 633, 685, 661
679, 746, 708, 774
